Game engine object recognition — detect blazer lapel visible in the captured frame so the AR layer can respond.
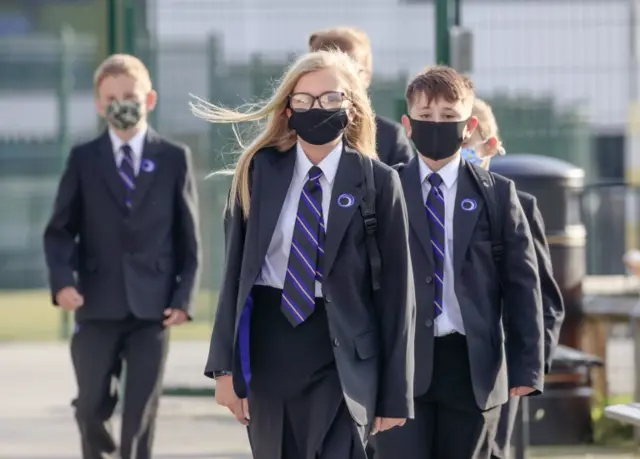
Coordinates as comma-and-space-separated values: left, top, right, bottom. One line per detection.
323, 145, 365, 277
131, 128, 161, 210
97, 131, 127, 210
253, 145, 297, 271
453, 160, 484, 275
402, 157, 434, 265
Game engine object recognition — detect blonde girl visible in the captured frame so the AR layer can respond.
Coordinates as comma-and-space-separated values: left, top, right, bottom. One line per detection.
460, 98, 506, 168
194, 50, 415, 459
464, 98, 564, 459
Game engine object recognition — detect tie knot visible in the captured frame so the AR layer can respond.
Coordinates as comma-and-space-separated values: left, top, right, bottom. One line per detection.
121, 144, 133, 158
308, 166, 323, 182
428, 173, 443, 188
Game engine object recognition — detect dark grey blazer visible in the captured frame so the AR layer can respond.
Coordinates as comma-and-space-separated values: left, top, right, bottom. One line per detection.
396, 156, 545, 411
43, 129, 201, 321
205, 144, 416, 425
493, 190, 565, 458
375, 115, 414, 167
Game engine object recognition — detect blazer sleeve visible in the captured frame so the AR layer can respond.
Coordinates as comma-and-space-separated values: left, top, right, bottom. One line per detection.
500, 181, 545, 393
525, 197, 565, 373
171, 146, 202, 315
204, 190, 245, 378
373, 168, 416, 418
43, 147, 82, 304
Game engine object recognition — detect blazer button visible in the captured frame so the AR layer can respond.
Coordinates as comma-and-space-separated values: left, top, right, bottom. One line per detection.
425, 318, 434, 328
425, 276, 433, 284
332, 338, 340, 347
325, 294, 332, 303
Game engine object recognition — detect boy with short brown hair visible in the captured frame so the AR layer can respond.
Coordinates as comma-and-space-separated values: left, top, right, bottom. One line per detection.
372, 66, 545, 458
44, 53, 201, 459
308, 26, 414, 166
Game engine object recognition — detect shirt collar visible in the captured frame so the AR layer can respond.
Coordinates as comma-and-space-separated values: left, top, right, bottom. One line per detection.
295, 141, 343, 185
418, 152, 461, 189
108, 126, 148, 158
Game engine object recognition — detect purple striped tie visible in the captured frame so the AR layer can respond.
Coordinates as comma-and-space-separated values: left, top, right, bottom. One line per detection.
281, 166, 325, 327
426, 173, 445, 318
119, 144, 136, 208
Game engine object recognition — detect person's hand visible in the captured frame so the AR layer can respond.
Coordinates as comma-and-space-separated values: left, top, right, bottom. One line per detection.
163, 308, 188, 327
510, 386, 535, 397
215, 375, 249, 425
55, 286, 84, 311
370, 417, 406, 435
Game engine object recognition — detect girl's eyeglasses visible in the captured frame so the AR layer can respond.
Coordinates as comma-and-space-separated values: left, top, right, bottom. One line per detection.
288, 91, 347, 112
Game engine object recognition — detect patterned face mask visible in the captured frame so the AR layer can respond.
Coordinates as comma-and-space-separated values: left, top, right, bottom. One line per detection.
105, 99, 143, 131
460, 147, 484, 165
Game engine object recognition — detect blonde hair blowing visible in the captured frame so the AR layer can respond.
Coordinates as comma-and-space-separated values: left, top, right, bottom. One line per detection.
472, 98, 506, 155
190, 50, 377, 218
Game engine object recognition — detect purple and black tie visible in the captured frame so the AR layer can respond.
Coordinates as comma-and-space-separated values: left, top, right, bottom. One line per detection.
426, 173, 445, 318
119, 144, 136, 208
281, 166, 326, 327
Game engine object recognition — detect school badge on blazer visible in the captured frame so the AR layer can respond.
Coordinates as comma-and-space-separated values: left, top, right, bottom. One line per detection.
141, 158, 155, 173
460, 198, 477, 211
337, 193, 355, 208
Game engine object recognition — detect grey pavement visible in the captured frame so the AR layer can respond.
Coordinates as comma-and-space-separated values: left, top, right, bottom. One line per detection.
0, 340, 637, 458
0, 341, 251, 459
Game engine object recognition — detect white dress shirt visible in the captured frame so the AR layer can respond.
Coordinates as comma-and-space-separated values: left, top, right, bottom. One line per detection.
257, 141, 343, 297
418, 153, 466, 336
109, 126, 147, 176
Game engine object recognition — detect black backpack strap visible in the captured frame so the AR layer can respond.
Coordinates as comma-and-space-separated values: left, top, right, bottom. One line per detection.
359, 155, 382, 292
468, 163, 503, 265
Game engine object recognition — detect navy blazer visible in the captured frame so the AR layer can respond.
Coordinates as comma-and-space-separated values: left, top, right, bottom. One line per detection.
205, 144, 416, 425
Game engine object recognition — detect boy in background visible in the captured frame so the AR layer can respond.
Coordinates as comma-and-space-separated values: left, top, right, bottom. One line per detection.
308, 26, 414, 166
43, 54, 201, 459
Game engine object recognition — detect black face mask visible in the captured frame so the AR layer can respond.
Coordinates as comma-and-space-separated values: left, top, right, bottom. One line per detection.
409, 118, 468, 161
288, 109, 349, 146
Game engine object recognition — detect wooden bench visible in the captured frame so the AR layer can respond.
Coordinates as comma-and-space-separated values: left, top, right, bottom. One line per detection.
581, 275, 640, 399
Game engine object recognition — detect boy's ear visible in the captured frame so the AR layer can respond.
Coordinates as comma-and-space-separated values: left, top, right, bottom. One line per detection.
466, 116, 478, 133
401, 114, 412, 137
95, 99, 105, 117
146, 89, 158, 112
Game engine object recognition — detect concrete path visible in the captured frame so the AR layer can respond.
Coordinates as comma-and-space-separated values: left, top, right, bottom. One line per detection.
0, 341, 635, 458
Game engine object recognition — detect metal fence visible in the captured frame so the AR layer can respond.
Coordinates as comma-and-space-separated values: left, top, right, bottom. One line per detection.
0, 0, 632, 340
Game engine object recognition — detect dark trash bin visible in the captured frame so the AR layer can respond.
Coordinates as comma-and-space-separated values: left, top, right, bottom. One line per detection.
490, 154, 586, 350
513, 345, 603, 457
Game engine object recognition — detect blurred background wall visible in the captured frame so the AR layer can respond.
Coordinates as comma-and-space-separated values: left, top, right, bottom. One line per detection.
0, 0, 632, 339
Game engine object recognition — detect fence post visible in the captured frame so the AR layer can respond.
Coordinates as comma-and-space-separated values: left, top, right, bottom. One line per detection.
435, 0, 462, 65
57, 25, 76, 340
107, 0, 118, 54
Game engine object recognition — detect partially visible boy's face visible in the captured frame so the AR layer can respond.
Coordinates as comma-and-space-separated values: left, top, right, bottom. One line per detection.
95, 74, 157, 130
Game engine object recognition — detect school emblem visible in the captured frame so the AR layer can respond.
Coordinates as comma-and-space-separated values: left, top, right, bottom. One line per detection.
461, 198, 477, 212
141, 159, 155, 173
337, 193, 355, 208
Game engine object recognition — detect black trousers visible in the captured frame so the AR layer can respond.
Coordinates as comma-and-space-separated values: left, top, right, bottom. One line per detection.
370, 334, 500, 459
246, 286, 367, 459
70, 315, 169, 459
